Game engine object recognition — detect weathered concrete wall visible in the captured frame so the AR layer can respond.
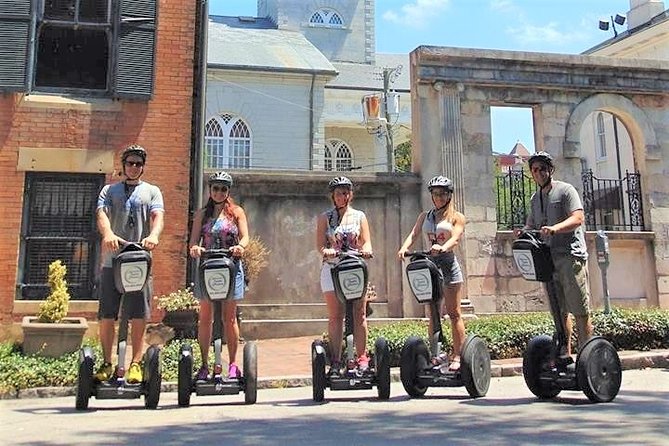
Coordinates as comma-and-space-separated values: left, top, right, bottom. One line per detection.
207, 171, 424, 318
411, 46, 669, 310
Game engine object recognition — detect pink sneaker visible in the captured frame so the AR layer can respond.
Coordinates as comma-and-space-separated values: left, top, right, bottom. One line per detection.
228, 363, 241, 378
356, 354, 370, 372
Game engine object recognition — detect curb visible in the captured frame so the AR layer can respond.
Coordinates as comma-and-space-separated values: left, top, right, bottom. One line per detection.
2, 350, 667, 400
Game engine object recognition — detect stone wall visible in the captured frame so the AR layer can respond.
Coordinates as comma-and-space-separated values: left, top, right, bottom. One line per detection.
411, 46, 669, 310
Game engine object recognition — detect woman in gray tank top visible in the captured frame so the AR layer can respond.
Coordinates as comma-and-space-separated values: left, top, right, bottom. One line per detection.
397, 176, 466, 372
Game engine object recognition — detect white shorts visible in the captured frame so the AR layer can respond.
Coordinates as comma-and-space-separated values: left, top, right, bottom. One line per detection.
320, 262, 335, 293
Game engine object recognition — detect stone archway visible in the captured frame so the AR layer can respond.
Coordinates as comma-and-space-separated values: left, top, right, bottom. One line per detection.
410, 46, 669, 311
564, 93, 660, 165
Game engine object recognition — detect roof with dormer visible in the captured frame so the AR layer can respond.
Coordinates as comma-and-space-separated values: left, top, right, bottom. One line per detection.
207, 16, 337, 76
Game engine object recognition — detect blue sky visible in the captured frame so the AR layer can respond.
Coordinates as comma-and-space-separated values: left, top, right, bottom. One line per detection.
210, 0, 632, 154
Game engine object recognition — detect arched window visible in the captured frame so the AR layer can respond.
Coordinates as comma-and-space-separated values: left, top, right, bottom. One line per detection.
309, 8, 344, 27
596, 112, 607, 159
324, 139, 352, 171
205, 114, 251, 169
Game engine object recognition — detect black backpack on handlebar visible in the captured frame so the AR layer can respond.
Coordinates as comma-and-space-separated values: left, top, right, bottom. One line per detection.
512, 232, 554, 283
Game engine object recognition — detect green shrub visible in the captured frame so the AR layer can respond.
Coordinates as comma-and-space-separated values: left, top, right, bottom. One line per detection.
37, 260, 70, 323
0, 339, 101, 394
1, 308, 667, 393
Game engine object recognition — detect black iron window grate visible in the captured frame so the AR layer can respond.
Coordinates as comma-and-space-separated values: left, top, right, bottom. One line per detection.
20, 173, 104, 300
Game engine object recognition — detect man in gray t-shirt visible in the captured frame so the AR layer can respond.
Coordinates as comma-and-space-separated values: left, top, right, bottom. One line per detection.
518, 151, 593, 358
94, 144, 164, 384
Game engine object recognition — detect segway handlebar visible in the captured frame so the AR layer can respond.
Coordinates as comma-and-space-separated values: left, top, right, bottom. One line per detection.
334, 249, 373, 259
403, 250, 432, 258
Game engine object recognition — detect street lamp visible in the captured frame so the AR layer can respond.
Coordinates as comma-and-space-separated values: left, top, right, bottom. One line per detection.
599, 14, 626, 37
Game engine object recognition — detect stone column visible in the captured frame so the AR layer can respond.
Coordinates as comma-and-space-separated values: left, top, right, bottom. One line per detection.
429, 82, 475, 317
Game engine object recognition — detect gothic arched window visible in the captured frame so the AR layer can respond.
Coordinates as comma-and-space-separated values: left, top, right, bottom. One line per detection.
324, 139, 352, 171
309, 8, 344, 27
205, 113, 251, 169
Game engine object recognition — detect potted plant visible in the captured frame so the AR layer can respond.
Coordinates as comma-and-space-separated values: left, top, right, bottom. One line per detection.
155, 287, 199, 339
21, 260, 88, 357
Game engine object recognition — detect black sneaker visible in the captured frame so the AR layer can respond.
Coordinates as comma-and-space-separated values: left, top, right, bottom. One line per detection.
328, 362, 341, 378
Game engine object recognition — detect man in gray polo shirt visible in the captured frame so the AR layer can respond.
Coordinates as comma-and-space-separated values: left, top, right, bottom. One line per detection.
94, 144, 164, 384
520, 151, 593, 357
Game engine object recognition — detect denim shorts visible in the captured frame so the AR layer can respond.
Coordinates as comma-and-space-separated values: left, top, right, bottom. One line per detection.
194, 260, 245, 301
433, 252, 464, 285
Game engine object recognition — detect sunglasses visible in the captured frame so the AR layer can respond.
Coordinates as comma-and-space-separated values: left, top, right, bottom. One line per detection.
431, 190, 451, 197
125, 161, 144, 168
531, 165, 550, 173
211, 185, 229, 193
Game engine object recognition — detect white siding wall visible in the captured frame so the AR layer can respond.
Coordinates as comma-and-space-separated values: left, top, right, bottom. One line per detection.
206, 70, 328, 170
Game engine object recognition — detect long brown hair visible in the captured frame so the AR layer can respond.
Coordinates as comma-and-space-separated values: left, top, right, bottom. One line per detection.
434, 195, 457, 224
202, 194, 239, 223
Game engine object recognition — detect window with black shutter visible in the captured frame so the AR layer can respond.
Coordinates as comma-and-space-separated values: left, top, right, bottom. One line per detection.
0, 0, 157, 98
18, 173, 104, 300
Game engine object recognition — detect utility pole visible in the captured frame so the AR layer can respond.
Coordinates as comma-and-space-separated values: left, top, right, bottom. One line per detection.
382, 67, 398, 172
362, 65, 401, 173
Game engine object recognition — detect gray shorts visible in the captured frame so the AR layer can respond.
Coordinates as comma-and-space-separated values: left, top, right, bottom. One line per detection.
433, 253, 464, 285
551, 254, 591, 317
97, 267, 152, 320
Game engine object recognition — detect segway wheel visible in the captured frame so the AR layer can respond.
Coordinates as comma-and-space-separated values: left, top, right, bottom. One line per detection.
311, 340, 327, 402
576, 337, 622, 403
243, 341, 258, 404
523, 335, 560, 399
460, 334, 491, 398
75, 347, 94, 410
400, 336, 429, 398
374, 337, 391, 400
143, 346, 161, 409
177, 344, 193, 407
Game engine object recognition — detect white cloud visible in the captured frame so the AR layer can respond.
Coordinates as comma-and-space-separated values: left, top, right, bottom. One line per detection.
382, 0, 451, 29
506, 21, 591, 49
489, 0, 515, 13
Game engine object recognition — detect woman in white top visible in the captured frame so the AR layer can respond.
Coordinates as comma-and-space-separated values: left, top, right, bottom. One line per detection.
397, 176, 466, 372
316, 176, 373, 376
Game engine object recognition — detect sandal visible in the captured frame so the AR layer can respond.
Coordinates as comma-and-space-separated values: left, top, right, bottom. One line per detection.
448, 357, 461, 372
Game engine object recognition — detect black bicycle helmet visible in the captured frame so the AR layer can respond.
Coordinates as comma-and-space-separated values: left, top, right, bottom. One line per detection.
528, 151, 554, 170
328, 176, 353, 191
121, 144, 147, 163
427, 175, 454, 192
208, 171, 233, 187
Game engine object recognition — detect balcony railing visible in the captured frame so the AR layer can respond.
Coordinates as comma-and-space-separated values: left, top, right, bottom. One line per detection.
495, 168, 644, 231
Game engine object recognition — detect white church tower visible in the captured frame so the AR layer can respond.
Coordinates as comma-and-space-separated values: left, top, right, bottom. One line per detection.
257, 0, 376, 64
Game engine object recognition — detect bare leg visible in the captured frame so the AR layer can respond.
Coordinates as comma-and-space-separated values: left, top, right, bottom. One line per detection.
563, 313, 573, 356
99, 319, 115, 363
354, 295, 369, 358
325, 291, 343, 363
198, 299, 213, 365
130, 319, 146, 363
443, 283, 465, 367
223, 300, 239, 364
574, 314, 593, 352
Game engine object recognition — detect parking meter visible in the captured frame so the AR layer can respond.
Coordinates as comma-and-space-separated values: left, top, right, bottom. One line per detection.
596, 230, 610, 266
595, 230, 611, 313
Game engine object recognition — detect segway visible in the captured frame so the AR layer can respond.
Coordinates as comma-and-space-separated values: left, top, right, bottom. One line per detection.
400, 251, 491, 398
513, 230, 622, 403
76, 241, 162, 410
177, 249, 257, 406
311, 250, 391, 402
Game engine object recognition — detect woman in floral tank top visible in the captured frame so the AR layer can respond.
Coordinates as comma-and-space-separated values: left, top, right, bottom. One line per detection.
189, 171, 249, 380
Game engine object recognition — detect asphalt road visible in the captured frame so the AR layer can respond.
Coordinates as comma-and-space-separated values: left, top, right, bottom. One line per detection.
1, 369, 667, 446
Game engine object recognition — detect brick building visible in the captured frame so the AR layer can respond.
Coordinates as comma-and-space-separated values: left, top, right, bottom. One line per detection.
0, 0, 198, 340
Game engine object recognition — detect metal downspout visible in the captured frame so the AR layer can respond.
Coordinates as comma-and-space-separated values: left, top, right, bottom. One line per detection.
187, 0, 208, 285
